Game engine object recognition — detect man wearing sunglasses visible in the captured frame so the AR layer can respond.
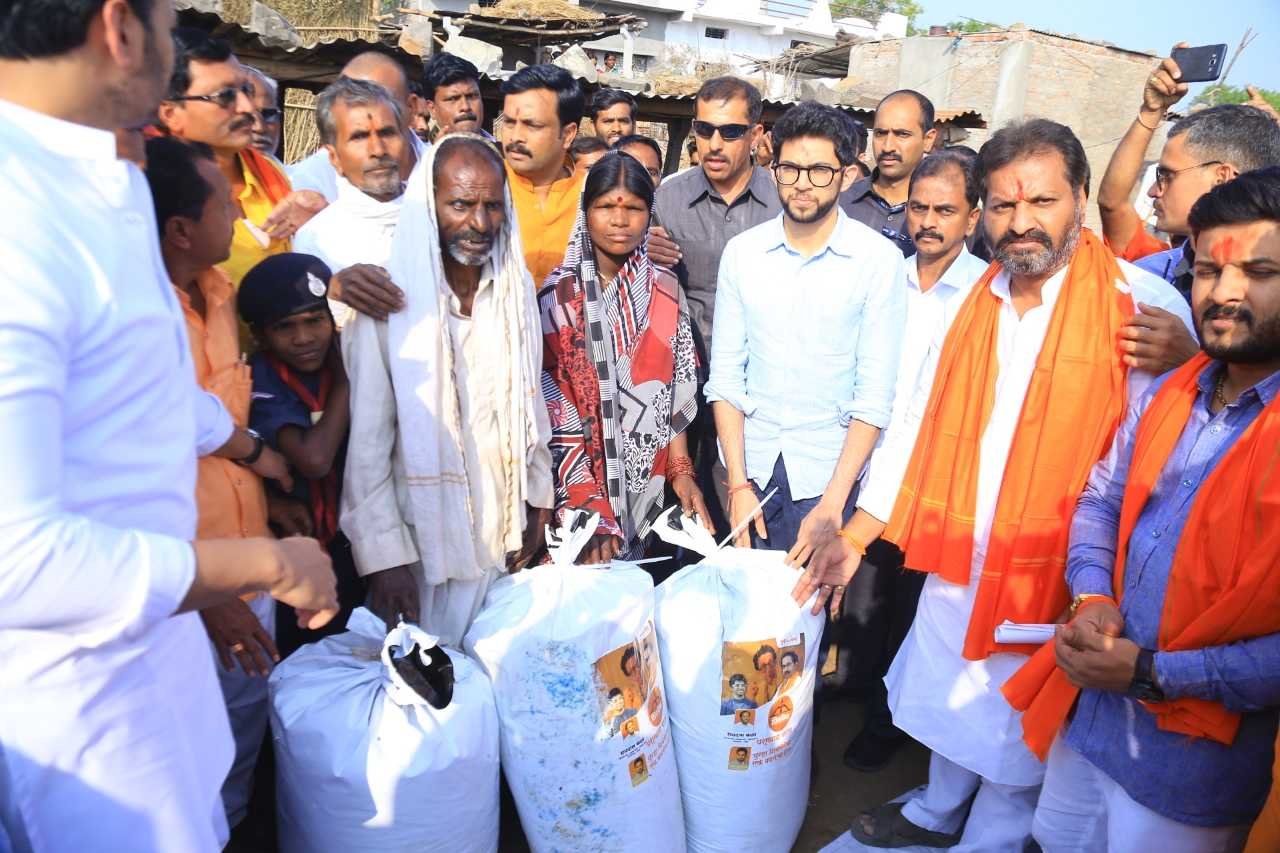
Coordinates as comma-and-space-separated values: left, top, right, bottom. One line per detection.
654, 76, 780, 534
159, 30, 310, 304
706, 101, 906, 565
246, 65, 282, 160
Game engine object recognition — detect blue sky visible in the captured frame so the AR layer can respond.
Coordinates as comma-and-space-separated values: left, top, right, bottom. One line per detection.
911, 0, 1280, 98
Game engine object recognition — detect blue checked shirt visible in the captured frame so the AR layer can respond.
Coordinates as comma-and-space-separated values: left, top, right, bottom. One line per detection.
1064, 363, 1280, 828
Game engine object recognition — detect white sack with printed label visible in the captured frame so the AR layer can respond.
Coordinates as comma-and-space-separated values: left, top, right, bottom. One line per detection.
270, 607, 500, 853
654, 548, 824, 853
464, 561, 686, 853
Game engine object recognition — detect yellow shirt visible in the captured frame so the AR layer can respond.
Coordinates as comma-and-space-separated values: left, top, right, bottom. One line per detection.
219, 151, 291, 288
506, 162, 582, 288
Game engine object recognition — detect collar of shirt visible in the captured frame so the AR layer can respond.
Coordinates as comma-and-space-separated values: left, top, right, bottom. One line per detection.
444, 261, 495, 318
172, 267, 236, 318
506, 160, 580, 195
989, 262, 1069, 309
844, 174, 905, 213
1196, 359, 1280, 408
0, 98, 118, 163
908, 245, 984, 294
686, 165, 775, 208
762, 208, 859, 260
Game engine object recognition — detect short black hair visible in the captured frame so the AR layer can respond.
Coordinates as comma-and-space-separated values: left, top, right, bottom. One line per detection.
0, 0, 152, 59
582, 151, 655, 212
751, 645, 777, 669
780, 650, 799, 666
422, 52, 480, 101
770, 101, 859, 167
501, 63, 583, 127
608, 687, 623, 699
696, 76, 763, 124
143, 136, 216, 234
911, 149, 979, 210
878, 89, 935, 134
1188, 166, 1280, 236
729, 673, 747, 686
590, 87, 636, 120
570, 135, 610, 160
975, 118, 1090, 201
613, 134, 662, 165
945, 143, 979, 158
620, 646, 637, 672
166, 28, 233, 100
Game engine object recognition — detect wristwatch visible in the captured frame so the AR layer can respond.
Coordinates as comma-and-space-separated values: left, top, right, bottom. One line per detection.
1127, 648, 1165, 702
236, 429, 265, 466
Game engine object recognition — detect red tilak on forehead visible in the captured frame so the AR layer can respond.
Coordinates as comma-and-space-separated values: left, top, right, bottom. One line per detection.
614, 194, 626, 204
1210, 235, 1238, 266
1014, 179, 1026, 202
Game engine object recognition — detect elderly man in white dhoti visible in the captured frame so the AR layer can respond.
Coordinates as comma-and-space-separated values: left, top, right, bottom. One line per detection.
340, 134, 554, 643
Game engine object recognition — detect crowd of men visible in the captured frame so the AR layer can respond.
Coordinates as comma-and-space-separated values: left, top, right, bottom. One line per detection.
2, 1, 1280, 851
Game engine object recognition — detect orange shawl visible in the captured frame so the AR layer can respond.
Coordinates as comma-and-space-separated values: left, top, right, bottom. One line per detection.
1004, 352, 1280, 760
240, 145, 291, 206
884, 228, 1133, 661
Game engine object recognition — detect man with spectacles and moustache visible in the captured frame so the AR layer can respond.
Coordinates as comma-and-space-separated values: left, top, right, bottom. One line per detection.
706, 101, 906, 558
245, 66, 282, 160
654, 77, 781, 534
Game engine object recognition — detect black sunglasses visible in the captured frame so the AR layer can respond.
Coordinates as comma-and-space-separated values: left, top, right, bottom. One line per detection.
259, 107, 282, 123
167, 82, 254, 110
692, 120, 751, 141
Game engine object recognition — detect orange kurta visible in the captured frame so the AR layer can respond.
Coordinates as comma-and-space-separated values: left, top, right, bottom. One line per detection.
176, 268, 269, 540
507, 161, 583, 287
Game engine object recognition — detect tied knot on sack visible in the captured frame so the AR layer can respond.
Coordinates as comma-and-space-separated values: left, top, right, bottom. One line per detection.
383, 621, 455, 709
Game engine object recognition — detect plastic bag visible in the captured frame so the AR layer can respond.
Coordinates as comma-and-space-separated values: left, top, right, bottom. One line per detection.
270, 607, 500, 853
464, 559, 686, 852
654, 548, 823, 853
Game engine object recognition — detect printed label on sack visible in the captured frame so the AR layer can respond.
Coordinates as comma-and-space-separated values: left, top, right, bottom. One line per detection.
717, 634, 805, 771
591, 619, 671, 786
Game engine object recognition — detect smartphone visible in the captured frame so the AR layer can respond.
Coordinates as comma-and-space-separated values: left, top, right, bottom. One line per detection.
1170, 44, 1227, 83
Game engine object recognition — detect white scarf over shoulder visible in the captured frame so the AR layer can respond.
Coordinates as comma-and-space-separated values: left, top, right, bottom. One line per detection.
384, 133, 543, 584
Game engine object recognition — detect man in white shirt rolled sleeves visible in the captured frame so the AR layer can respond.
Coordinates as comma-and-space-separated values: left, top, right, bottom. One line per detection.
836, 149, 992, 773
0, 2, 337, 850
706, 100, 908, 561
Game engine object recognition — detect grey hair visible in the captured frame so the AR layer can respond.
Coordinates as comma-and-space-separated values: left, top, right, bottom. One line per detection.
315, 77, 404, 146
1168, 104, 1280, 174
245, 66, 278, 99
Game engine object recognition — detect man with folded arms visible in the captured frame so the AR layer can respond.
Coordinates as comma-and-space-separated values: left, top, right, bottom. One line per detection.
802, 119, 1192, 851
1014, 167, 1280, 852
0, 1, 335, 848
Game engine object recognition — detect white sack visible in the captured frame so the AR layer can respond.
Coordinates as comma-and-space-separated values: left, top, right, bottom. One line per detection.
270, 607, 500, 853
654, 548, 824, 853
464, 561, 686, 853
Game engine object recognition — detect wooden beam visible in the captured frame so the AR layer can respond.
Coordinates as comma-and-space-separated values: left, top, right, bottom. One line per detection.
663, 117, 691, 176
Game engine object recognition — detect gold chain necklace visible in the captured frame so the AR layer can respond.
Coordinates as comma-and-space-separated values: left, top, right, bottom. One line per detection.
1214, 372, 1229, 409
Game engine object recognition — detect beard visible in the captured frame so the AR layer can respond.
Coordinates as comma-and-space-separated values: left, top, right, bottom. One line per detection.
446, 230, 492, 266
108, 30, 169, 129
783, 191, 839, 225
356, 157, 403, 199
993, 203, 1083, 276
1197, 303, 1280, 363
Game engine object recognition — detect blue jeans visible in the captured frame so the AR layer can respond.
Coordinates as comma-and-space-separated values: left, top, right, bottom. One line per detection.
749, 455, 857, 552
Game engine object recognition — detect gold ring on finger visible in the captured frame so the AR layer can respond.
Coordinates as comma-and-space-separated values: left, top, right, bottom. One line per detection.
229, 642, 247, 653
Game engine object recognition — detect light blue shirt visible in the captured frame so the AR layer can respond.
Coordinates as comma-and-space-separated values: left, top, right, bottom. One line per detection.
705, 210, 908, 500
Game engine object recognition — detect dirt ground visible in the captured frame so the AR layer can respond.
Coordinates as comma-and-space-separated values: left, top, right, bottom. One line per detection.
794, 696, 930, 852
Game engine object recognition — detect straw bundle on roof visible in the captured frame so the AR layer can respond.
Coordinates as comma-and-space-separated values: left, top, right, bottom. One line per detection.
470, 0, 603, 21
283, 87, 320, 165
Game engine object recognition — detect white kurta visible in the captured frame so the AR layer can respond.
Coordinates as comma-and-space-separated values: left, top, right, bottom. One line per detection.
291, 176, 404, 329
340, 275, 554, 646
0, 100, 235, 850
860, 258, 1194, 787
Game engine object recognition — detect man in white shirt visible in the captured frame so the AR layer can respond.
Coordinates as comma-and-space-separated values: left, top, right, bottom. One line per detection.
706, 101, 907, 560
837, 149, 990, 773
0, 2, 336, 850
340, 135, 553, 644
801, 120, 1194, 851
293, 77, 415, 329
287, 51, 426, 203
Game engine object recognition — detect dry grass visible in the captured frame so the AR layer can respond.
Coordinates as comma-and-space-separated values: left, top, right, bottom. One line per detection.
470, 0, 603, 21
283, 87, 321, 165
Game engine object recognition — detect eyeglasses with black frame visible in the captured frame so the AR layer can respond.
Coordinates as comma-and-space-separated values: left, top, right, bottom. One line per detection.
167, 82, 255, 110
772, 162, 841, 187
692, 120, 751, 141
1153, 160, 1223, 191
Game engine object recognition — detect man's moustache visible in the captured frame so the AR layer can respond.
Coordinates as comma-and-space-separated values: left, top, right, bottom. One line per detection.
505, 143, 532, 157
364, 157, 398, 173
455, 113, 477, 123
914, 229, 944, 242
997, 229, 1052, 250
1203, 304, 1253, 325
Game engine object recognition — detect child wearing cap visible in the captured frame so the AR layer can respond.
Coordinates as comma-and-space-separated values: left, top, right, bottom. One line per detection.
238, 252, 363, 654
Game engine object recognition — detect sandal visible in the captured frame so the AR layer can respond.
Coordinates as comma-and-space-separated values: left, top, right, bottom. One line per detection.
849, 801, 963, 849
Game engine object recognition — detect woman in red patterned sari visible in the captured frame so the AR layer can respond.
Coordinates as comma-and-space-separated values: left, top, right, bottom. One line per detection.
539, 152, 711, 564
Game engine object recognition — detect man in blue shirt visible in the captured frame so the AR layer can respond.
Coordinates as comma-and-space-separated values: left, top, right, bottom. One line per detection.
1032, 168, 1280, 851
706, 100, 907, 560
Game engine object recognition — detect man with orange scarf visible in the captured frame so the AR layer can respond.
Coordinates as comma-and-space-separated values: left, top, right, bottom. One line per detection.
799, 120, 1192, 850
1010, 168, 1280, 851
158, 30, 322, 295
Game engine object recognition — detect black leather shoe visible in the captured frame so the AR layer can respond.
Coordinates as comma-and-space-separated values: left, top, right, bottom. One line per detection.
842, 725, 907, 772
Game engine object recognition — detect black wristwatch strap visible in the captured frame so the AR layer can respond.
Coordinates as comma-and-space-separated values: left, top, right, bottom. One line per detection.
1127, 648, 1165, 702
237, 433, 264, 466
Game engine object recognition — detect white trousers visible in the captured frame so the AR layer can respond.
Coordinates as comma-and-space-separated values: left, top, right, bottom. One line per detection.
213, 593, 276, 828
900, 750, 1039, 852
1032, 736, 1250, 853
